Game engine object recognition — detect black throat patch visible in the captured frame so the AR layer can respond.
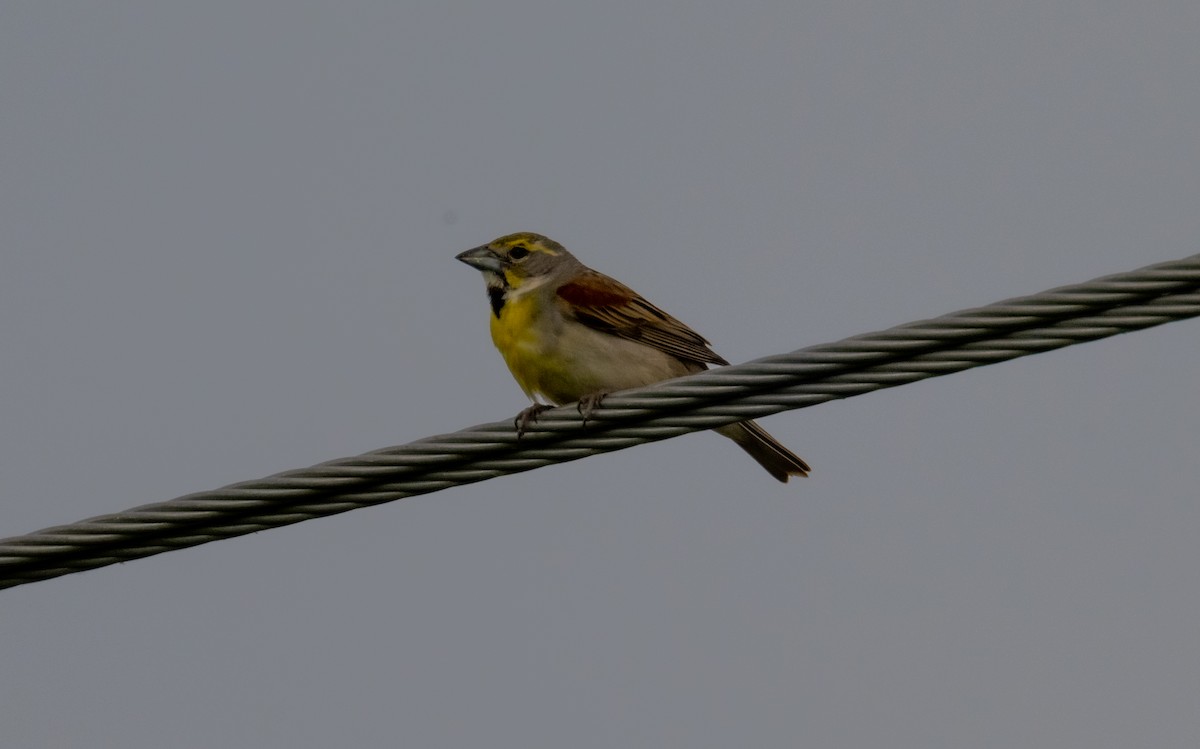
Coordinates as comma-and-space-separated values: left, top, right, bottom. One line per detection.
488, 286, 506, 318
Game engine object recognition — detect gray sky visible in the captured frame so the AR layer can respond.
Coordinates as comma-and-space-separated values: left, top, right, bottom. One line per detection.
2, 2, 1198, 747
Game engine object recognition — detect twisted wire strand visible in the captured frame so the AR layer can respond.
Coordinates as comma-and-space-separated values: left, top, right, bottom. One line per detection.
2, 255, 1198, 590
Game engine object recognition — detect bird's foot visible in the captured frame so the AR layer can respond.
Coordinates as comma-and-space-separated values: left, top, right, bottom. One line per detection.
514, 403, 553, 438
577, 391, 609, 426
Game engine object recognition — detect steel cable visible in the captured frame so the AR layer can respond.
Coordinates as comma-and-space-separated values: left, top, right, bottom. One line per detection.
1, 254, 1197, 590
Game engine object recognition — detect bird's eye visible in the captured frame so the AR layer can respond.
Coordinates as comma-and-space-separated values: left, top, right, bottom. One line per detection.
508, 246, 530, 260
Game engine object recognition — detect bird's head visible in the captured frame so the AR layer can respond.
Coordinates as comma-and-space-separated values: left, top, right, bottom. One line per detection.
456, 232, 581, 292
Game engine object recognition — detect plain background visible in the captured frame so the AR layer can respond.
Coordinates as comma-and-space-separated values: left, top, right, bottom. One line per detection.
2, 3, 1197, 747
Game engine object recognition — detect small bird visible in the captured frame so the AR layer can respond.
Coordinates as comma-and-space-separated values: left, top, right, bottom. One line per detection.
456, 232, 810, 482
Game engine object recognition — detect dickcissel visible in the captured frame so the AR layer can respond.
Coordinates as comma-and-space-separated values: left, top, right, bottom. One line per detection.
456, 232, 810, 482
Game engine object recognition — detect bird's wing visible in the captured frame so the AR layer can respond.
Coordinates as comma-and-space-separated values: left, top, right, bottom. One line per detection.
554, 269, 729, 366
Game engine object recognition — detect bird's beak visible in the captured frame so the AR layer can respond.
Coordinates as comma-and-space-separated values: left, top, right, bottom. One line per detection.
456, 246, 507, 273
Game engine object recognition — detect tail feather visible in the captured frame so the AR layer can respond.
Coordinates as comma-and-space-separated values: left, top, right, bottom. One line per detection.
716, 421, 811, 483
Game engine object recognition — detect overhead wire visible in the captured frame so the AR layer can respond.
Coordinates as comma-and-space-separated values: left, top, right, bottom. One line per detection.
1, 253, 1198, 591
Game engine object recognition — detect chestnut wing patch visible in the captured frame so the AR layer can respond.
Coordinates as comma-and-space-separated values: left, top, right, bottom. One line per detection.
556, 271, 728, 366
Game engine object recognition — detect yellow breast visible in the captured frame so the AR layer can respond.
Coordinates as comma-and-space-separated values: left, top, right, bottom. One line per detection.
489, 292, 561, 400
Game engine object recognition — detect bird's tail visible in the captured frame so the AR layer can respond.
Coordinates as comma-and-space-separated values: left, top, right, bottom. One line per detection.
716, 421, 811, 483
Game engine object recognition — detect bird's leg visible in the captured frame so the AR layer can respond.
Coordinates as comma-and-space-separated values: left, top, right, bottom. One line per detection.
577, 391, 609, 426
514, 403, 553, 438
